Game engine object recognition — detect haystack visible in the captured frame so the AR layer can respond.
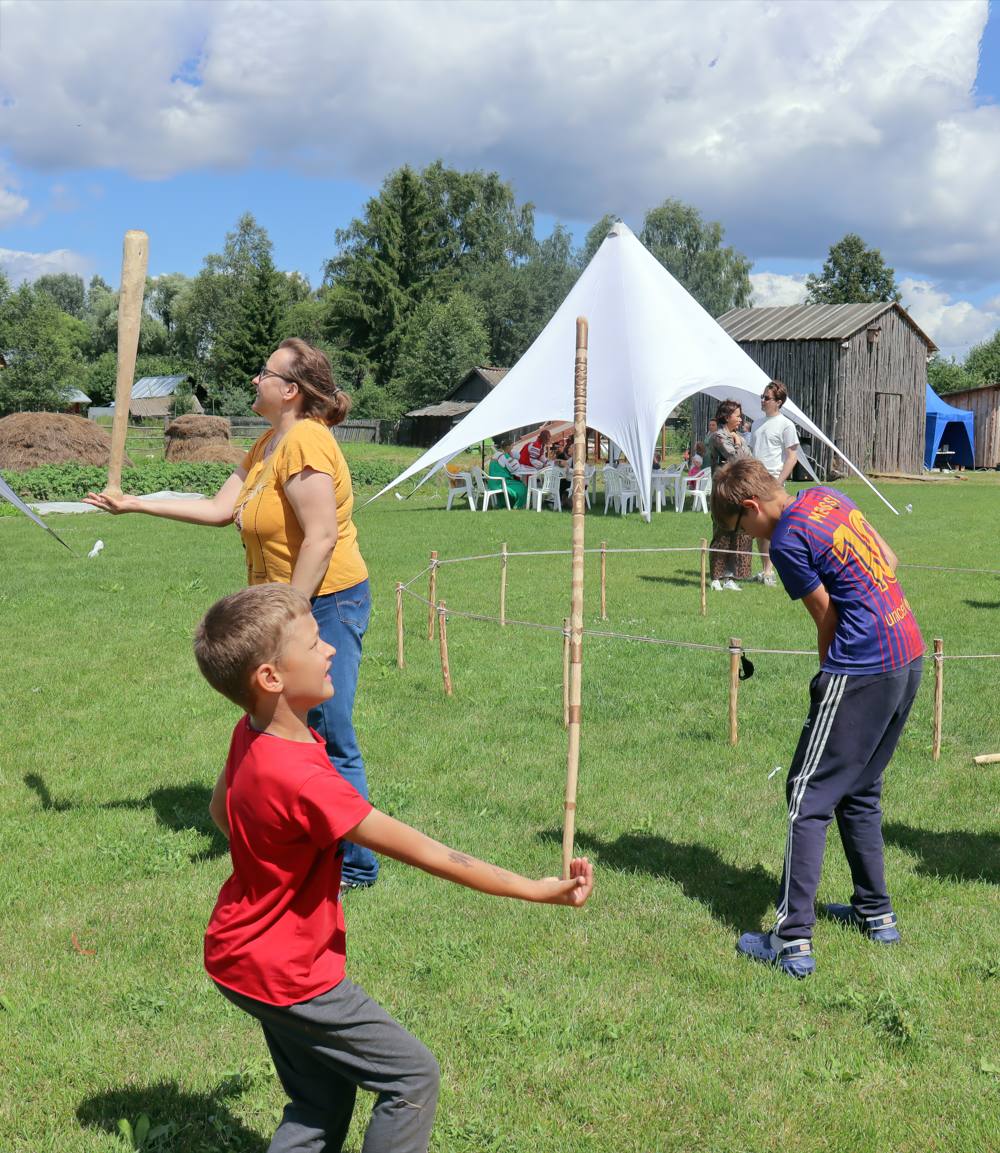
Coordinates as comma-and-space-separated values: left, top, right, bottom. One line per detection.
0, 412, 133, 470
165, 414, 239, 463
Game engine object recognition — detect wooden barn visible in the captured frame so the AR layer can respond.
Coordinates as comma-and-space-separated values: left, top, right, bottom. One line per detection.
710, 303, 937, 476
402, 365, 508, 447
941, 383, 1000, 468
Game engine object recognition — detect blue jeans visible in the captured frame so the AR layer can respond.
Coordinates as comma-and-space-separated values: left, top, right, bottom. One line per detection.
308, 579, 378, 886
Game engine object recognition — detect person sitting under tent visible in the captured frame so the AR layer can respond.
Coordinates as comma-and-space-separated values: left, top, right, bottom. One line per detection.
519, 428, 551, 471
490, 440, 528, 508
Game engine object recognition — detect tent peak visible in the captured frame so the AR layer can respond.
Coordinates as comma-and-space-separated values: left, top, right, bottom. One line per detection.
608, 220, 628, 239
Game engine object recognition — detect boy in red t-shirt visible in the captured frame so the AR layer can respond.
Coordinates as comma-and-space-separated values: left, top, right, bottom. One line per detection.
194, 584, 593, 1153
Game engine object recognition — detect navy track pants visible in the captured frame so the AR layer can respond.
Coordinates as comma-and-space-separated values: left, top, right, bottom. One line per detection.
774, 657, 922, 941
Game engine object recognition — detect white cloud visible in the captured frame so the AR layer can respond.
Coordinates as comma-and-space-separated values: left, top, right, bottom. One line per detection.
0, 161, 29, 225
0, 247, 90, 285
0, 1, 998, 281
750, 272, 808, 308
900, 277, 1000, 359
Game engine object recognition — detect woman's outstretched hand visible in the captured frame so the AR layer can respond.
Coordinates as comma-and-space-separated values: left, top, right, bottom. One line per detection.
83, 491, 142, 514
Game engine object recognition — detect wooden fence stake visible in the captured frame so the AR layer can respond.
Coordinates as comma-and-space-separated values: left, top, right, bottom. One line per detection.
427, 551, 438, 640
932, 637, 943, 761
562, 617, 570, 729
729, 636, 741, 746
973, 753, 1000, 765
395, 583, 405, 669
500, 542, 508, 627
700, 537, 708, 617
438, 601, 453, 696
600, 540, 607, 621
563, 316, 589, 879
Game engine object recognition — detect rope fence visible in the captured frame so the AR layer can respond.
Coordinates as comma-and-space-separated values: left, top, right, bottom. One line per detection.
393, 544, 1000, 757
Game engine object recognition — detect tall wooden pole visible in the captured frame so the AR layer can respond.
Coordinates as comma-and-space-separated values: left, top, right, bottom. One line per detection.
932, 637, 943, 761
562, 316, 589, 878
729, 637, 741, 746
562, 617, 570, 729
395, 582, 405, 669
500, 542, 508, 627
700, 537, 708, 617
427, 551, 438, 640
438, 602, 453, 696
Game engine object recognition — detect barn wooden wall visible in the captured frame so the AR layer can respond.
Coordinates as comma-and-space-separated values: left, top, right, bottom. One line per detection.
947, 385, 1000, 467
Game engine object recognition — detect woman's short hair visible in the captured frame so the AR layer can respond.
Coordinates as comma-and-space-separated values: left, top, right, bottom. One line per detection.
279, 338, 352, 427
714, 399, 742, 426
194, 584, 311, 711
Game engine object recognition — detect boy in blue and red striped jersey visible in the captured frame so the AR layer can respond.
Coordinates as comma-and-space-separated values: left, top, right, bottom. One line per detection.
712, 459, 923, 978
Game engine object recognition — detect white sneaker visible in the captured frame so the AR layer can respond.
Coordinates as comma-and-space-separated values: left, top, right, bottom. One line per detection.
711, 579, 724, 591
722, 579, 742, 591
762, 572, 777, 587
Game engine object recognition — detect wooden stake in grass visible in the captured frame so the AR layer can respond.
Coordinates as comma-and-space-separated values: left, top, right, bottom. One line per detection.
427, 551, 438, 640
932, 637, 943, 761
395, 583, 405, 669
600, 540, 607, 621
700, 537, 708, 617
729, 636, 741, 746
562, 617, 570, 729
438, 601, 453, 696
562, 316, 589, 879
500, 541, 508, 627
973, 753, 1000, 765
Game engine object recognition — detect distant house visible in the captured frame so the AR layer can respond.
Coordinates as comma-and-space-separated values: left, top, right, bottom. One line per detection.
61, 388, 92, 415
941, 383, 1000, 468
403, 366, 509, 447
714, 302, 937, 476
128, 375, 204, 419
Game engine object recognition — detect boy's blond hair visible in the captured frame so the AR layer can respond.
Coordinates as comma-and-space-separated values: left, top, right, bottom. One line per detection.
194, 584, 312, 710
711, 458, 782, 522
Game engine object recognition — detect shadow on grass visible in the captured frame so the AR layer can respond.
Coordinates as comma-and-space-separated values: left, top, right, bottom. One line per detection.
23, 774, 227, 861
638, 573, 699, 588
962, 599, 1000, 610
883, 822, 999, 884
77, 1080, 268, 1153
540, 827, 774, 932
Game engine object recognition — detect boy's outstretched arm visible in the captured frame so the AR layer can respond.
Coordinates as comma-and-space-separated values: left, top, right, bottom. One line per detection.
348, 810, 593, 907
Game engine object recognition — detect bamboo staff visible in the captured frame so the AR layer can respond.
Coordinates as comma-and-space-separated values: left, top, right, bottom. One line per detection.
562, 617, 570, 729
427, 551, 438, 640
562, 316, 589, 879
973, 753, 1000, 765
438, 601, 453, 696
500, 542, 508, 627
932, 637, 943, 761
600, 540, 607, 621
700, 537, 708, 616
729, 637, 741, 746
395, 583, 405, 669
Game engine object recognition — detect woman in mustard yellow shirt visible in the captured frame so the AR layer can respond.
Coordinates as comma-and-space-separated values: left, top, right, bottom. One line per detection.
86, 339, 378, 886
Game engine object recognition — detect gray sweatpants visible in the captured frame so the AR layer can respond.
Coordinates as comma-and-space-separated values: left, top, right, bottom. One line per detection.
217, 978, 440, 1153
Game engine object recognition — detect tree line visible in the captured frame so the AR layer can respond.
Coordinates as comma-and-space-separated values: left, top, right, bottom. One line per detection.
2, 159, 990, 418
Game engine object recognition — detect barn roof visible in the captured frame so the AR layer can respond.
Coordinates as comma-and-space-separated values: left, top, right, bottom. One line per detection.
131, 374, 190, 398
405, 400, 478, 419
62, 388, 92, 404
718, 303, 937, 351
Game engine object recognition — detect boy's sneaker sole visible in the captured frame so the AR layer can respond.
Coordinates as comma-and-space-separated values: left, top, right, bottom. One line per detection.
824, 904, 901, 943
737, 930, 815, 978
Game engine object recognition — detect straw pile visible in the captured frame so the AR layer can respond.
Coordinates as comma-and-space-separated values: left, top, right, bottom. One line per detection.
165, 415, 242, 464
0, 412, 132, 470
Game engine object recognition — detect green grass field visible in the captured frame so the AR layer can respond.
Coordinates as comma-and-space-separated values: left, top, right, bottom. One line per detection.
1, 470, 997, 1152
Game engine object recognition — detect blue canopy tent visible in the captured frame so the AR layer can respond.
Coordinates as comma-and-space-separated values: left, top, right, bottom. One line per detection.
925, 383, 975, 469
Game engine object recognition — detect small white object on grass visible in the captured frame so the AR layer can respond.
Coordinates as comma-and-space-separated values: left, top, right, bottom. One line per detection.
767, 765, 784, 780
905, 504, 913, 513
395, 492, 404, 501
88, 540, 104, 559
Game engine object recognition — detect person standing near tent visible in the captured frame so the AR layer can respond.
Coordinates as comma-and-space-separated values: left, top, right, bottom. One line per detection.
85, 339, 380, 890
749, 380, 800, 587
705, 400, 752, 590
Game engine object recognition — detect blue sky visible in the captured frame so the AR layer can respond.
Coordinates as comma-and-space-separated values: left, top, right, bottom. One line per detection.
2, 0, 999, 357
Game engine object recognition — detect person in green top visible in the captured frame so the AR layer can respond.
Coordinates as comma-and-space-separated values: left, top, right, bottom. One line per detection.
490, 438, 529, 509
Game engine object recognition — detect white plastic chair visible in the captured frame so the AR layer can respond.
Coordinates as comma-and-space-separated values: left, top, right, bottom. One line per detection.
678, 468, 711, 514
651, 466, 683, 513
602, 465, 639, 515
583, 464, 596, 509
471, 467, 511, 511
445, 471, 475, 511
529, 467, 564, 512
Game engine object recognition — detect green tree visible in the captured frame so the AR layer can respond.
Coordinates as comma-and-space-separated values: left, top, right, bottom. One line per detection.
579, 214, 619, 267
640, 199, 752, 317
34, 273, 86, 319
963, 330, 1000, 386
210, 251, 285, 414
805, 233, 901, 305
391, 290, 489, 411
0, 284, 85, 413
927, 355, 982, 395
